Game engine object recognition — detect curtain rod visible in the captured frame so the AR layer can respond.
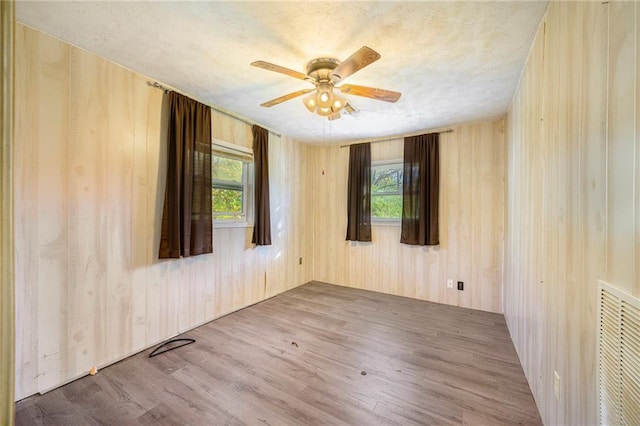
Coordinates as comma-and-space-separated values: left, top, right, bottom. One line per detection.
339, 128, 454, 148
146, 81, 282, 138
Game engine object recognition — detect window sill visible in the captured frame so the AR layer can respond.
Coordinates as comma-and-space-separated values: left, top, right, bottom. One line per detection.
372, 219, 401, 227
214, 221, 253, 229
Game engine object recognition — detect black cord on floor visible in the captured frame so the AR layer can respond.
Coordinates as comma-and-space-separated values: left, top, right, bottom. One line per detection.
148, 338, 195, 358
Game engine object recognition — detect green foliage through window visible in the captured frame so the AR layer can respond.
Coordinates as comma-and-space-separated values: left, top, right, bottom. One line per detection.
212, 188, 243, 219
213, 154, 247, 221
213, 156, 242, 183
371, 163, 403, 220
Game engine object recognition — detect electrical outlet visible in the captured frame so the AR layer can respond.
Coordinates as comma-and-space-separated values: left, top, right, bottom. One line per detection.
447, 279, 453, 289
457, 281, 464, 291
553, 371, 560, 400
299, 257, 302, 265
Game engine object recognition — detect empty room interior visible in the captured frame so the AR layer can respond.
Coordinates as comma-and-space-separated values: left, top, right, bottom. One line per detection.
1, 1, 639, 425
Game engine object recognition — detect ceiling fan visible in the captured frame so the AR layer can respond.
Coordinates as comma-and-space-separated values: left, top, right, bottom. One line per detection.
251, 46, 401, 120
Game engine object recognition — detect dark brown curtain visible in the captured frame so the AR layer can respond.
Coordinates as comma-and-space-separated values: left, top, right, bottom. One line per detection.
159, 91, 212, 258
346, 143, 372, 242
401, 133, 439, 246
251, 125, 272, 246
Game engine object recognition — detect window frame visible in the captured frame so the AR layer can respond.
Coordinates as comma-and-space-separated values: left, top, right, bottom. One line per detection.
371, 159, 403, 225
212, 139, 254, 228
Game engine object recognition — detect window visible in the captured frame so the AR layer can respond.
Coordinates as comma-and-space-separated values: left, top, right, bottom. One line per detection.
212, 140, 253, 225
371, 161, 403, 221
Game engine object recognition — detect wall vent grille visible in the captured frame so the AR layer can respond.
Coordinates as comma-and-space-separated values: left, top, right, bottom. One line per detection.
598, 280, 640, 425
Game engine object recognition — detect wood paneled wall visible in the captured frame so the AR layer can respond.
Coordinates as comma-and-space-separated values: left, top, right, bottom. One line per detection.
13, 24, 313, 400
504, 2, 640, 424
311, 120, 505, 314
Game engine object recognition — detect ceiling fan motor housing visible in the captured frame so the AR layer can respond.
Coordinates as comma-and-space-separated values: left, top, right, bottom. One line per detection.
306, 58, 340, 83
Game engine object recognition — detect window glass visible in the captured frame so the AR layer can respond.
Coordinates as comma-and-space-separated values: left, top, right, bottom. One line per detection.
371, 162, 403, 220
212, 145, 252, 223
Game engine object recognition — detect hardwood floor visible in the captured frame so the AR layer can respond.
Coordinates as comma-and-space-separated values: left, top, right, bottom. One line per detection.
15, 282, 541, 425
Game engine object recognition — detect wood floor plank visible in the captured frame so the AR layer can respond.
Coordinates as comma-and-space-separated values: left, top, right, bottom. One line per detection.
15, 282, 541, 425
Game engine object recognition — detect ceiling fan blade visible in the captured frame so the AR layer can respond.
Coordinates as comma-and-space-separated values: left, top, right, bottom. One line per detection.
339, 84, 401, 103
331, 46, 381, 82
328, 112, 341, 121
251, 61, 309, 81
260, 89, 314, 107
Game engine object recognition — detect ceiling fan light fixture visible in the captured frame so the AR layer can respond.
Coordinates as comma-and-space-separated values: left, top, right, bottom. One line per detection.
317, 83, 334, 108
317, 106, 332, 116
332, 93, 346, 111
319, 91, 330, 103
303, 93, 317, 113
303, 86, 346, 118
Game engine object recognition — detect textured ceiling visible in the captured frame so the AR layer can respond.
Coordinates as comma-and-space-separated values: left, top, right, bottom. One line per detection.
16, 1, 547, 144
